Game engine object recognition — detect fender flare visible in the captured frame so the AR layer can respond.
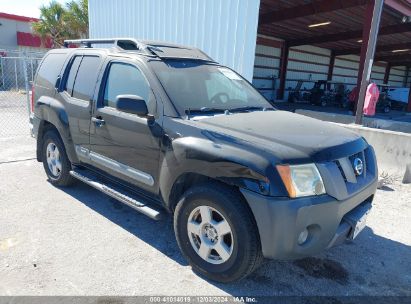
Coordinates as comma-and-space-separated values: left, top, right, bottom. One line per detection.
159, 136, 277, 210
36, 96, 79, 163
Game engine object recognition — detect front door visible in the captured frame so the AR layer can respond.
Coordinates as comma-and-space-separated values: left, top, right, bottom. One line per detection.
88, 60, 162, 193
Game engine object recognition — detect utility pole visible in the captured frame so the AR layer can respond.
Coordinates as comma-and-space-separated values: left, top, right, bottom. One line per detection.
355, 0, 384, 125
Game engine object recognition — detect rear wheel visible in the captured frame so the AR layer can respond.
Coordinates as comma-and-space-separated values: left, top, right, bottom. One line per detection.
174, 183, 263, 282
42, 130, 75, 186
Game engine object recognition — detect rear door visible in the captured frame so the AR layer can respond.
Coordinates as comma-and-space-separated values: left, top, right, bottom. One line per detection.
58, 54, 103, 149
88, 58, 162, 194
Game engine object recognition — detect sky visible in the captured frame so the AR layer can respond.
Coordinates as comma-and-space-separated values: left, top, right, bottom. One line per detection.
1, 0, 66, 18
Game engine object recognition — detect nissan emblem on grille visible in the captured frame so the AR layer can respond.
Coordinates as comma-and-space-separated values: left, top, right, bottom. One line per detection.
353, 158, 364, 176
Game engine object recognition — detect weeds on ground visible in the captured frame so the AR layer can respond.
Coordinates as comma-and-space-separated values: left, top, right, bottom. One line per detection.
377, 171, 401, 189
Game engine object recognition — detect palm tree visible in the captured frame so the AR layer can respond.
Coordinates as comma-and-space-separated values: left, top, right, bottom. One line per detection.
32, 1, 69, 48
32, 0, 89, 48
65, 0, 89, 39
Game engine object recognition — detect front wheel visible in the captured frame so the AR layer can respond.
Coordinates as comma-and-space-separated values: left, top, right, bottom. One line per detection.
174, 183, 263, 282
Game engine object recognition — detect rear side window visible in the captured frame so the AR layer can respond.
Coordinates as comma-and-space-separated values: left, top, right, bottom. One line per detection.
103, 63, 150, 108
72, 56, 101, 101
65, 56, 82, 96
36, 53, 66, 88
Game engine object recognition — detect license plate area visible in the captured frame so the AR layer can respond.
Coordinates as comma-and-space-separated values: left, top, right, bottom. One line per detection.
343, 202, 372, 240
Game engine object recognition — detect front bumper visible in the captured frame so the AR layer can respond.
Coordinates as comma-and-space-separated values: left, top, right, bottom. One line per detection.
241, 178, 377, 260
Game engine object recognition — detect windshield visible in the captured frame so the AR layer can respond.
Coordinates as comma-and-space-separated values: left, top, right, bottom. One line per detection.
151, 60, 273, 115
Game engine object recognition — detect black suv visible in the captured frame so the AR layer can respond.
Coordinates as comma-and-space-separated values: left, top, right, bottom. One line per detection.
30, 38, 378, 282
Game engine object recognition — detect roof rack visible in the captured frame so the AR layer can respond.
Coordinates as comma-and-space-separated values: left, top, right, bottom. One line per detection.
63, 38, 148, 51
63, 38, 215, 62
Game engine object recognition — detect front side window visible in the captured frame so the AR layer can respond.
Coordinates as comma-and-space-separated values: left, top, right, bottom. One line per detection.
72, 56, 101, 101
103, 62, 150, 108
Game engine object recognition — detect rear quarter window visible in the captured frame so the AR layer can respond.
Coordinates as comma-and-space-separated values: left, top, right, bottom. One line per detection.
36, 53, 66, 88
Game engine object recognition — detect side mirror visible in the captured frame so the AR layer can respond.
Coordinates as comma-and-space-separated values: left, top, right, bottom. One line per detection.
115, 94, 150, 117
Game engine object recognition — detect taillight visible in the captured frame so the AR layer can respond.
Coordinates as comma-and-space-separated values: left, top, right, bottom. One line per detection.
31, 84, 35, 112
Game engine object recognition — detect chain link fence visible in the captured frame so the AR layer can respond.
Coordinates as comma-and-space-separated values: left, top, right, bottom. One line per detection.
0, 51, 44, 138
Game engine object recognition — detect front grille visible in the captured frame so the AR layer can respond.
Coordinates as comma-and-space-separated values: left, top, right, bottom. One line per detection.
317, 146, 376, 201
331, 146, 376, 197
335, 149, 367, 184
336, 161, 347, 182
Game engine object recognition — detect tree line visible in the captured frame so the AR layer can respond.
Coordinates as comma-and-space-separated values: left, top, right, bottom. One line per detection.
32, 0, 88, 48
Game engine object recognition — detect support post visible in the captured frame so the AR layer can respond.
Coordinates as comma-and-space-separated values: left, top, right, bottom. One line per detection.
0, 57, 4, 89
355, 0, 384, 124
277, 42, 289, 100
404, 66, 409, 87
383, 63, 391, 84
408, 81, 411, 113
22, 56, 31, 117
328, 51, 335, 82
14, 59, 18, 90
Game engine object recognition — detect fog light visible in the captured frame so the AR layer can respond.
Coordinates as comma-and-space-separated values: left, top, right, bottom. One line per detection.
298, 229, 309, 245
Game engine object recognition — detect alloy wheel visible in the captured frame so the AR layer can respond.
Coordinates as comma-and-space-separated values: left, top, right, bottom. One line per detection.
187, 205, 234, 265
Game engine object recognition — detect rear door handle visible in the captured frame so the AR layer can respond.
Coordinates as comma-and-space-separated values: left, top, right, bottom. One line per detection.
91, 116, 105, 127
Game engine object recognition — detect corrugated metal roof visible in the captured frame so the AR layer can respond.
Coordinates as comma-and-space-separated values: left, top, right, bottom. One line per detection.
258, 0, 411, 65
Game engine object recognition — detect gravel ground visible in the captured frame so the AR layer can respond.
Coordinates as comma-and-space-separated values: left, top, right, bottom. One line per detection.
0, 136, 410, 296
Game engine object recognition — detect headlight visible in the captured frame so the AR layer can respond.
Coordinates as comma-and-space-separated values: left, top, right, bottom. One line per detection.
276, 164, 326, 198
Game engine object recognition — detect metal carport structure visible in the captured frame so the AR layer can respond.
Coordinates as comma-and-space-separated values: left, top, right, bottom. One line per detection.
89, 0, 411, 123
257, 0, 411, 121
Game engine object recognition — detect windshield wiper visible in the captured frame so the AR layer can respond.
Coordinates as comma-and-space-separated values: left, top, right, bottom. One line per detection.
185, 106, 274, 118
185, 107, 226, 116
229, 106, 274, 113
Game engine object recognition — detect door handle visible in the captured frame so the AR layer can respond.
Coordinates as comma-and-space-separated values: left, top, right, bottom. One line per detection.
92, 116, 105, 127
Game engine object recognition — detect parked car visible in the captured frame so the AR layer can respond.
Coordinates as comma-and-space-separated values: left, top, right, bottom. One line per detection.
30, 38, 378, 282
347, 84, 406, 113
387, 87, 409, 104
377, 85, 408, 112
376, 84, 392, 113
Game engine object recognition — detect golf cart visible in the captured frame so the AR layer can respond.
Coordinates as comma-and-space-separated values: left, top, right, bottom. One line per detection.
308, 80, 349, 107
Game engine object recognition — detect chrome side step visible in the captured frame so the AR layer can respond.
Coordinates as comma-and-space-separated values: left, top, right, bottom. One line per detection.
70, 170, 162, 221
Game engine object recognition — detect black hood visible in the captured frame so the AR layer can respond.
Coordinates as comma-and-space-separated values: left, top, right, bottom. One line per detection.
188, 110, 366, 163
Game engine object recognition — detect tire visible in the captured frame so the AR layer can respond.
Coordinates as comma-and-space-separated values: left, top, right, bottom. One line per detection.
383, 106, 391, 113
42, 129, 75, 187
174, 182, 263, 282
